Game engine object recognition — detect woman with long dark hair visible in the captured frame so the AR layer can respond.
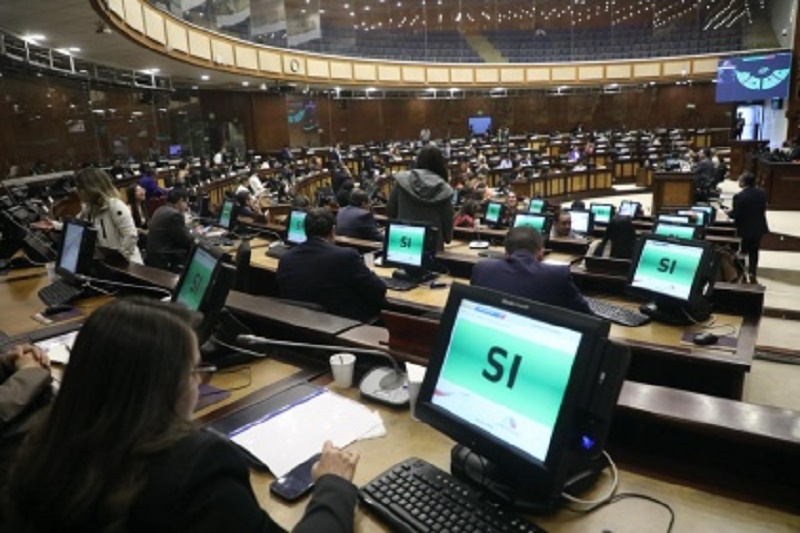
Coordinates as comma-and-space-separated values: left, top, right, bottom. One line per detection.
387, 145, 454, 250
4, 298, 359, 532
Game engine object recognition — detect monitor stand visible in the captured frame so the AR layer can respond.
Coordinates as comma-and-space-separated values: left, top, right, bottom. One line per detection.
391, 267, 436, 284
449, 444, 607, 513
639, 298, 711, 326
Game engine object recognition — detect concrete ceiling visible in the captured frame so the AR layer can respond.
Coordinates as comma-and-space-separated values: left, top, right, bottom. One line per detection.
0, 0, 275, 90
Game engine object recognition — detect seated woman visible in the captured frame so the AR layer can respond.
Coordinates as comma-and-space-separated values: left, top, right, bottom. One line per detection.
126, 184, 149, 251
587, 215, 637, 259
453, 199, 479, 228
4, 298, 359, 531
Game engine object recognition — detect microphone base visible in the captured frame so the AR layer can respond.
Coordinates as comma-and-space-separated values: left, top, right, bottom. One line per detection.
359, 367, 409, 406
469, 240, 490, 249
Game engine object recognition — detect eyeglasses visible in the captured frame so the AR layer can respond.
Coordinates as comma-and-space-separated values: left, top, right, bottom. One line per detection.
193, 362, 217, 385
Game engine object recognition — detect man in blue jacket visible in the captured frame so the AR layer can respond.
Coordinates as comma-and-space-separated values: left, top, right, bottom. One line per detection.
277, 208, 386, 322
336, 189, 383, 241
471, 226, 591, 315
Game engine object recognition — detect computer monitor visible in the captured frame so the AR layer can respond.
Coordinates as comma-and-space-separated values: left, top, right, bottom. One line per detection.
691, 205, 716, 224
652, 222, 699, 240
513, 213, 552, 237
484, 202, 505, 226
382, 220, 437, 282
568, 210, 594, 236
55, 218, 97, 282
286, 210, 308, 245
528, 198, 546, 214
627, 235, 715, 324
656, 214, 691, 226
677, 209, 708, 227
172, 243, 234, 344
169, 144, 182, 158
589, 203, 615, 225
618, 200, 641, 218
415, 284, 630, 512
216, 199, 238, 232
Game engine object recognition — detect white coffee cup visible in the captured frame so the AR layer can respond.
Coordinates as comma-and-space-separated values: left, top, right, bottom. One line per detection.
405, 362, 427, 420
330, 353, 357, 388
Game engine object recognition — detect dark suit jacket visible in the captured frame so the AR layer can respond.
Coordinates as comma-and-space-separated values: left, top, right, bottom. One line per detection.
276, 237, 387, 322
146, 204, 194, 271
729, 186, 769, 240
127, 430, 358, 532
336, 206, 383, 241
470, 250, 592, 315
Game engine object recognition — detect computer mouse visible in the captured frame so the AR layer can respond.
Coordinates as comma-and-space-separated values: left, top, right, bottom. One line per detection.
43, 304, 74, 317
692, 332, 719, 346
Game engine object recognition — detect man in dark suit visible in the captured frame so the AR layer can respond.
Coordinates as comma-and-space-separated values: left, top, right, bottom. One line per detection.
146, 188, 194, 272
693, 148, 715, 202
336, 189, 383, 241
471, 226, 591, 315
724, 172, 769, 283
276, 208, 386, 322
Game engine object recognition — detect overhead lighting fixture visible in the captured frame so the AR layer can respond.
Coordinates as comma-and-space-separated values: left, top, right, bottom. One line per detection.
201, 75, 210, 81
23, 34, 45, 42
426, 87, 436, 92
68, 47, 81, 53
366, 87, 377, 92
241, 81, 250, 87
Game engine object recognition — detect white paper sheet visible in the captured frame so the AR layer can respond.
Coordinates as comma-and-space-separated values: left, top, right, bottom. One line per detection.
34, 330, 79, 365
230, 388, 385, 477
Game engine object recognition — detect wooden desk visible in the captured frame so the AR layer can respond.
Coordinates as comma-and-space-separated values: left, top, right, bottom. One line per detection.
652, 172, 695, 214
757, 159, 800, 210
213, 382, 800, 531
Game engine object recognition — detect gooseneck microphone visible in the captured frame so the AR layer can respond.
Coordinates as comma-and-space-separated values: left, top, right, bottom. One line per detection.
233, 334, 409, 405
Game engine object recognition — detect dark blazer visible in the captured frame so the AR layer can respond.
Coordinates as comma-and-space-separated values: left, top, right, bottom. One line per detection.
471, 250, 592, 315
276, 237, 387, 322
336, 206, 383, 241
128, 430, 358, 533
729, 186, 769, 240
146, 204, 194, 271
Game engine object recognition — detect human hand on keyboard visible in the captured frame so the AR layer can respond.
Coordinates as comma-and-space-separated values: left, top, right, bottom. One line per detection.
312, 440, 360, 483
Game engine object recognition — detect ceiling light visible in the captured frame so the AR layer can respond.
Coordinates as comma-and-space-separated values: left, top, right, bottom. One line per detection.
201, 75, 210, 81
68, 47, 81, 53
23, 34, 45, 42
241, 81, 250, 87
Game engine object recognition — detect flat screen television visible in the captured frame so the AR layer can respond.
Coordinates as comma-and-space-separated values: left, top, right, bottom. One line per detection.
382, 220, 437, 282
627, 235, 715, 324
568, 210, 594, 236
415, 284, 630, 511
528, 198, 546, 214
484, 202, 505, 226
286, 210, 308, 245
715, 51, 792, 103
513, 213, 552, 237
468, 116, 492, 136
652, 222, 699, 240
54, 218, 97, 285
589, 203, 615, 225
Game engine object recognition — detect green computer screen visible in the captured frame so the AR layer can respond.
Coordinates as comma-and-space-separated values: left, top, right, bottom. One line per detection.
218, 200, 235, 230
485, 203, 502, 224
591, 204, 612, 224
678, 210, 707, 226
514, 213, 546, 232
175, 248, 217, 311
287, 210, 308, 244
529, 199, 545, 214
385, 223, 426, 267
654, 223, 696, 240
431, 298, 582, 462
631, 239, 703, 301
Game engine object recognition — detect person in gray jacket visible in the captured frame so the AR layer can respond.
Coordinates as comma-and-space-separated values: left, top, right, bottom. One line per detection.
387, 146, 454, 250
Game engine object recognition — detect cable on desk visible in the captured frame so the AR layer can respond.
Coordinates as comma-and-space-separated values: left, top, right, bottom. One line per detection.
562, 451, 675, 533
201, 366, 252, 395
76, 274, 173, 298
561, 450, 619, 507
